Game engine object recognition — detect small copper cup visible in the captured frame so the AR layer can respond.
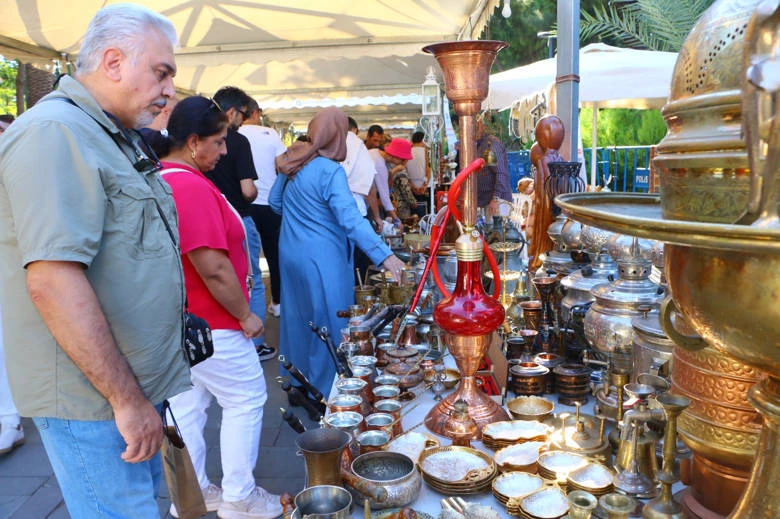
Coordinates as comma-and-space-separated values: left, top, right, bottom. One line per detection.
356, 429, 390, 455
520, 301, 543, 332
372, 384, 401, 402
374, 374, 400, 387
328, 393, 363, 415
365, 412, 395, 438
354, 285, 375, 304
373, 398, 403, 437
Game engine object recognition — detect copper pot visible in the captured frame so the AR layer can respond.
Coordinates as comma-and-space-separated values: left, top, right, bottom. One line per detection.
509, 362, 549, 397
373, 398, 403, 437
328, 394, 363, 415
553, 363, 593, 406
383, 360, 424, 390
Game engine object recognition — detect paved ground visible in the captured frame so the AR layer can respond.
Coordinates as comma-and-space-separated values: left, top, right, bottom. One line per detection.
0, 278, 319, 519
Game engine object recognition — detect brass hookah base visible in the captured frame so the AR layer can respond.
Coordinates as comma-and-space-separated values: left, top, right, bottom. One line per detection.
424, 333, 509, 439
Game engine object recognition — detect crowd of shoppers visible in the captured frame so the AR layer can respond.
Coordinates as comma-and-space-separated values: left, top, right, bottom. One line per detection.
0, 3, 521, 518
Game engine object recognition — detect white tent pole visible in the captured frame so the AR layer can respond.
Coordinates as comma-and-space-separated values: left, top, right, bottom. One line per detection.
591, 106, 598, 189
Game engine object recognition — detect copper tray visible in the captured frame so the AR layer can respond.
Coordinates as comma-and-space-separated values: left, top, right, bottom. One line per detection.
555, 193, 780, 253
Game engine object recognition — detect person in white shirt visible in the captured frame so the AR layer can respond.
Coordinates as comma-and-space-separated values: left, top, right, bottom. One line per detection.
367, 126, 399, 222
406, 130, 431, 214
341, 117, 383, 282
239, 100, 287, 318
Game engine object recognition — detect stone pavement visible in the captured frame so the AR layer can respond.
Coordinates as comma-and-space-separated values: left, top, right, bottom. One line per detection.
0, 307, 321, 519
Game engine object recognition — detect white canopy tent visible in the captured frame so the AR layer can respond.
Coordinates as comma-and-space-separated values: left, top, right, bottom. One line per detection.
485, 43, 678, 187
486, 43, 678, 111
0, 0, 499, 128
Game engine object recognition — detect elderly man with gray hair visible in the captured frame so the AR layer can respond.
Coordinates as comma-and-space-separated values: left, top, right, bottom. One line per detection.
0, 4, 190, 517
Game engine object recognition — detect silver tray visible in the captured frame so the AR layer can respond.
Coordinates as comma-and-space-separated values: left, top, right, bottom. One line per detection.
555, 193, 780, 254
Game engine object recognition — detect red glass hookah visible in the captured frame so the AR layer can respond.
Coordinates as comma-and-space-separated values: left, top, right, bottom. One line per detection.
406, 156, 510, 437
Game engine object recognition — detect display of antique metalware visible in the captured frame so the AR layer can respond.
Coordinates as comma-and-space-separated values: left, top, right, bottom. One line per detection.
597, 493, 637, 519
348, 451, 422, 510
631, 305, 674, 382
566, 490, 599, 519
584, 234, 663, 360
484, 240, 526, 306
551, 403, 610, 463
539, 215, 578, 275
509, 361, 549, 397
560, 226, 617, 322
669, 344, 760, 517
614, 383, 661, 487
422, 39, 510, 438
295, 427, 352, 488
418, 445, 498, 494
614, 422, 657, 498
506, 395, 555, 422
554, 363, 593, 405
531, 275, 561, 354
533, 352, 563, 393
643, 393, 691, 519
520, 300, 542, 333
443, 398, 479, 447
654, 0, 763, 224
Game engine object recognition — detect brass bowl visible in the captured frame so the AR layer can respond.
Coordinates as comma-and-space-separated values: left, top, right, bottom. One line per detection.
506, 395, 555, 421
423, 368, 461, 389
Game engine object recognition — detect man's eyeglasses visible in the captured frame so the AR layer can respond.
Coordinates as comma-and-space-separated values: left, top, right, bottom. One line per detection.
237, 108, 249, 120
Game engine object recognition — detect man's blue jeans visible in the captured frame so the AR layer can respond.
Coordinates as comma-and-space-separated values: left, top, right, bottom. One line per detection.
33, 414, 162, 518
243, 216, 266, 346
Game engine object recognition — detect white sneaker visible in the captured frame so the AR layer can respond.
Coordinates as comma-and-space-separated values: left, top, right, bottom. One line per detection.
268, 304, 280, 318
217, 486, 283, 519
0, 422, 25, 455
170, 483, 222, 517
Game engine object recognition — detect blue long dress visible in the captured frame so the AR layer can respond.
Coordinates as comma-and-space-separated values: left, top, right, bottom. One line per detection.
269, 156, 392, 397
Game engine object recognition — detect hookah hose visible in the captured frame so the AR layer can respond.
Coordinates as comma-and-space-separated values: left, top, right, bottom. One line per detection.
417, 158, 501, 304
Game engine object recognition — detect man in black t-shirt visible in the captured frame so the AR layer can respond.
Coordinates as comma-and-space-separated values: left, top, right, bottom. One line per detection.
207, 86, 275, 361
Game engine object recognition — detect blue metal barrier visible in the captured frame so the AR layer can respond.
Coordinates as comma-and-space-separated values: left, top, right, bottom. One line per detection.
582, 146, 653, 192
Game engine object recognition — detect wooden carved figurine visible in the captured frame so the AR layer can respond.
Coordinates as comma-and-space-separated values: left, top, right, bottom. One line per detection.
528, 115, 564, 271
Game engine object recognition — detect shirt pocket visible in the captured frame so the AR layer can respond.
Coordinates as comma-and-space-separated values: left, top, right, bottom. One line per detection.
107, 182, 172, 260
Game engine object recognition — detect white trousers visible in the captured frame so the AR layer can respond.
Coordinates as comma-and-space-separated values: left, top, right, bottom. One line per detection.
0, 303, 20, 425
168, 329, 267, 501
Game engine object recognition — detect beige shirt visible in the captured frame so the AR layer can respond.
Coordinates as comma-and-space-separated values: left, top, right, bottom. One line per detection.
0, 76, 190, 420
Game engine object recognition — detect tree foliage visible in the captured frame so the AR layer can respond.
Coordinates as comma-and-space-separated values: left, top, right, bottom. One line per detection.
580, 107, 667, 148
488, 0, 603, 70
0, 57, 18, 116
580, 0, 715, 52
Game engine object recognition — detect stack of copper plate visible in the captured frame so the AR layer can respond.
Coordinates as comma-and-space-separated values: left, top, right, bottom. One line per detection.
537, 451, 589, 490
493, 441, 546, 473
418, 446, 497, 495
565, 461, 614, 497
492, 472, 545, 509
481, 420, 549, 450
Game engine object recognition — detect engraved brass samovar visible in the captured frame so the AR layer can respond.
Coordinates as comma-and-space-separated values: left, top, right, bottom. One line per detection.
556, 3, 779, 518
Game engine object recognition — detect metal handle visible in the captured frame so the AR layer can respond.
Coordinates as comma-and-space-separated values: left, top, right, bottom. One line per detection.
659, 297, 707, 351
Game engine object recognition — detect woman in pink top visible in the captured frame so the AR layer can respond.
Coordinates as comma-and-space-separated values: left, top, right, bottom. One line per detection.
143, 96, 282, 519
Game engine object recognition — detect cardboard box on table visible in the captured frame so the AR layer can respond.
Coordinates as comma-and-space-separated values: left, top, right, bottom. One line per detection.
475, 332, 508, 405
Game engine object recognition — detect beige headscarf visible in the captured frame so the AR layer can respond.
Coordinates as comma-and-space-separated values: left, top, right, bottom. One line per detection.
275, 107, 348, 177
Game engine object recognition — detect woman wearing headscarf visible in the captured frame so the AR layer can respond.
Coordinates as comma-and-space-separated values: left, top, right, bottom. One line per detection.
270, 107, 405, 397
144, 96, 282, 519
